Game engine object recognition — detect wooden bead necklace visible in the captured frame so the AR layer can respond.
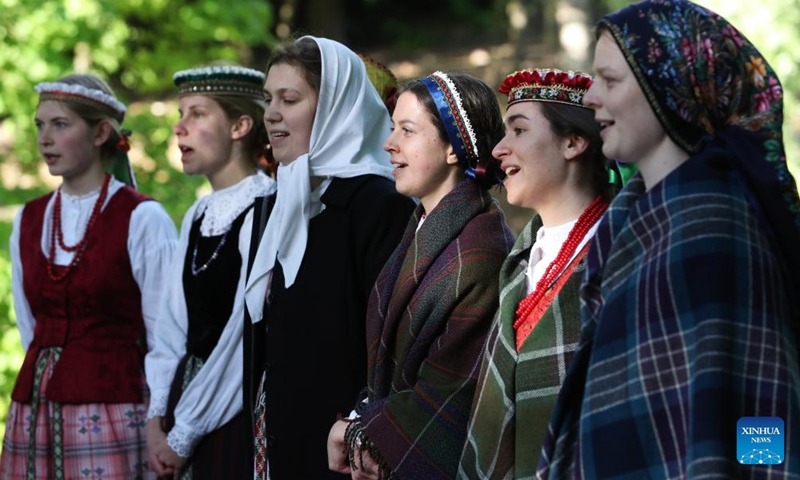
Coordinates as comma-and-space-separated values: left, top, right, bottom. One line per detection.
513, 195, 609, 330
47, 173, 112, 282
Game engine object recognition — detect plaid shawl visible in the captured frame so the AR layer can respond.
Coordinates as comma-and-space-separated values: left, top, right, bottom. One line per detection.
458, 214, 584, 480
356, 179, 514, 479
538, 152, 800, 479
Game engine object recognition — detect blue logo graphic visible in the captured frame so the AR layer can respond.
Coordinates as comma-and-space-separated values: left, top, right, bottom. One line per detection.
737, 417, 784, 465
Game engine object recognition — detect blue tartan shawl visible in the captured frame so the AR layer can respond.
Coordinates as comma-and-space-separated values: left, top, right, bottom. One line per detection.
537, 149, 800, 479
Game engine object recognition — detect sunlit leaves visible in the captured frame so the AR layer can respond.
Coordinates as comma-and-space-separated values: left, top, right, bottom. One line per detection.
0, 0, 273, 174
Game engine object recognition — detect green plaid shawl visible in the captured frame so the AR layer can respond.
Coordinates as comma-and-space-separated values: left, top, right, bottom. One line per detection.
458, 214, 584, 480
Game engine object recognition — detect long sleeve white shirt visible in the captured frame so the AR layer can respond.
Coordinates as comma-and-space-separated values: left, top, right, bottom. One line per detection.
144, 172, 276, 458
10, 179, 177, 354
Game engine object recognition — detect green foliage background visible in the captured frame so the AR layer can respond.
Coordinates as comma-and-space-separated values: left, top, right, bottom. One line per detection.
1, 0, 799, 453
0, 222, 18, 443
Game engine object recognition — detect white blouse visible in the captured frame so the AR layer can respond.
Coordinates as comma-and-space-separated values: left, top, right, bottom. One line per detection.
144, 172, 276, 458
10, 179, 177, 353
525, 218, 600, 295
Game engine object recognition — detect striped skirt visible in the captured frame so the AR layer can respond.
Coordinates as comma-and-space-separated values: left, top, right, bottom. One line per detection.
0, 348, 154, 480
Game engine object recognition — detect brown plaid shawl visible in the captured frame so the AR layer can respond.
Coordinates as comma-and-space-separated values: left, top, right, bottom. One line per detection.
356, 179, 514, 479
458, 214, 584, 480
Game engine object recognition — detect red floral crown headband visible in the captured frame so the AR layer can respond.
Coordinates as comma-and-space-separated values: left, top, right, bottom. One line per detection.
35, 82, 127, 122
499, 68, 594, 109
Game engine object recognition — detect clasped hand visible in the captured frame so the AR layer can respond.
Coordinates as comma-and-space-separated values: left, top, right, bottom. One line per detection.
146, 417, 189, 480
327, 419, 381, 480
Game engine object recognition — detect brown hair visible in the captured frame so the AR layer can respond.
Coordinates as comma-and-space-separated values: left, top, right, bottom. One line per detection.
209, 94, 268, 166
538, 102, 612, 198
401, 73, 505, 189
266, 37, 322, 97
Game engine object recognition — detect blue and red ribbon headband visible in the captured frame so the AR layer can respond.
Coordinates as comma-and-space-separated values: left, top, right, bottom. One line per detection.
419, 72, 480, 166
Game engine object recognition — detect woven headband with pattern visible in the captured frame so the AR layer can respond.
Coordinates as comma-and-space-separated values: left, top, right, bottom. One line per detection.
499, 68, 594, 108
35, 82, 127, 122
173, 65, 265, 99
420, 71, 480, 164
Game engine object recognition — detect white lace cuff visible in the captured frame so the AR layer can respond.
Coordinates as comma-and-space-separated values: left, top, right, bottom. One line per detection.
167, 423, 204, 459
146, 391, 170, 420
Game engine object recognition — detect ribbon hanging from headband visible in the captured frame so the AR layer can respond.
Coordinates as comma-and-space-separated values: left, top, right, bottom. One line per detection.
106, 129, 137, 188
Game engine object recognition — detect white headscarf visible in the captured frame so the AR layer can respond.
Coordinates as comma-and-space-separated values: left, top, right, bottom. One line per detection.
245, 36, 394, 323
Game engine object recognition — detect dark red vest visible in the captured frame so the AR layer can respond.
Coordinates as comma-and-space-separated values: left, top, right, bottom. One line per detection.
12, 187, 152, 404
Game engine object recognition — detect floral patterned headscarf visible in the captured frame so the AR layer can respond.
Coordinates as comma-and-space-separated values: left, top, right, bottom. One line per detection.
600, 0, 800, 270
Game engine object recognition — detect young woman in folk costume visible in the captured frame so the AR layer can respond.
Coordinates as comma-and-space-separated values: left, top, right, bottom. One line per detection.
243, 36, 414, 480
1, 74, 177, 479
537, 0, 800, 477
143, 66, 276, 479
458, 68, 612, 480
327, 72, 515, 480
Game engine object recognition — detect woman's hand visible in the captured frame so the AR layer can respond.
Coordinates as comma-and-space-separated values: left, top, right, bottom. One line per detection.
152, 440, 188, 480
145, 417, 174, 477
351, 447, 380, 480
327, 419, 352, 475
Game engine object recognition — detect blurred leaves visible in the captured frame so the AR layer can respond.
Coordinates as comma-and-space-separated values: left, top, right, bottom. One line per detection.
0, 0, 273, 175
0, 221, 21, 443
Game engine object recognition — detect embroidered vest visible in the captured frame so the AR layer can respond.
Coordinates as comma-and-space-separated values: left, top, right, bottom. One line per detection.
12, 187, 151, 404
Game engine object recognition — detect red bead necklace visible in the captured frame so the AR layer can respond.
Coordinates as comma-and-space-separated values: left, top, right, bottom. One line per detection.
47, 173, 112, 282
513, 195, 609, 330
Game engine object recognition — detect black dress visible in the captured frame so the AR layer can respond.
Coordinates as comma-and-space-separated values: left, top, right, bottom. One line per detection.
164, 207, 252, 479
245, 175, 415, 479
